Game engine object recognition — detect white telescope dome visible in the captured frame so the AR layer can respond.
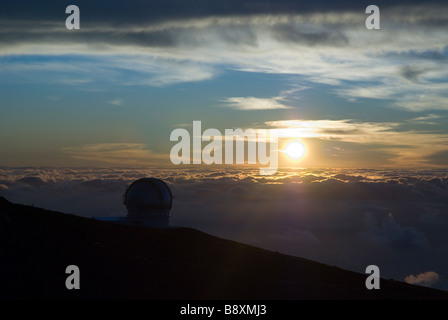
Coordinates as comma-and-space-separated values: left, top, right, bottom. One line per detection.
123, 178, 173, 228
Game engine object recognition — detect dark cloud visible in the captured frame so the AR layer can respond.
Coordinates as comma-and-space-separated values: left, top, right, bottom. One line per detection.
377, 49, 448, 64
361, 212, 429, 250
0, 26, 179, 48
16, 177, 47, 188
300, 174, 326, 183
421, 207, 441, 224
425, 149, 448, 166
218, 26, 259, 47
275, 228, 320, 243
320, 129, 363, 135
332, 173, 364, 182
400, 65, 426, 82
273, 24, 349, 46
2, 0, 448, 27
0, 1, 413, 22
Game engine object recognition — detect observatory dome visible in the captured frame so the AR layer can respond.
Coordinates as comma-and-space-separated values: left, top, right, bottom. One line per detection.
123, 178, 173, 227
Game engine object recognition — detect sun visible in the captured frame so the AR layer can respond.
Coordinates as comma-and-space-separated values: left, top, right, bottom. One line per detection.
283, 140, 306, 160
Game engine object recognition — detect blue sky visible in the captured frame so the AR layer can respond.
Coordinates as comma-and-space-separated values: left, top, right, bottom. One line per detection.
1, 0, 448, 168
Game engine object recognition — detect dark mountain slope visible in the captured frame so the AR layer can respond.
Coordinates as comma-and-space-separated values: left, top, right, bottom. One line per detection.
0, 196, 447, 300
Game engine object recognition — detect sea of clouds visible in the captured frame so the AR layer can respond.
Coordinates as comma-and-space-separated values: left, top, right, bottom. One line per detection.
1, 166, 447, 290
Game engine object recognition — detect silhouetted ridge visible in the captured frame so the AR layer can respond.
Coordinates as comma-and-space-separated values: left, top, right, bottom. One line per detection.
0, 197, 447, 300
0, 196, 10, 206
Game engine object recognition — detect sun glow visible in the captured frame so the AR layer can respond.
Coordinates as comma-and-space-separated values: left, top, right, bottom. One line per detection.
283, 140, 306, 160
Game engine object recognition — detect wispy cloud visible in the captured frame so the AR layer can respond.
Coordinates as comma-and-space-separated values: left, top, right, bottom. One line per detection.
407, 114, 442, 125
62, 143, 167, 166
266, 119, 401, 142
410, 114, 441, 122
222, 96, 292, 110
108, 99, 124, 106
